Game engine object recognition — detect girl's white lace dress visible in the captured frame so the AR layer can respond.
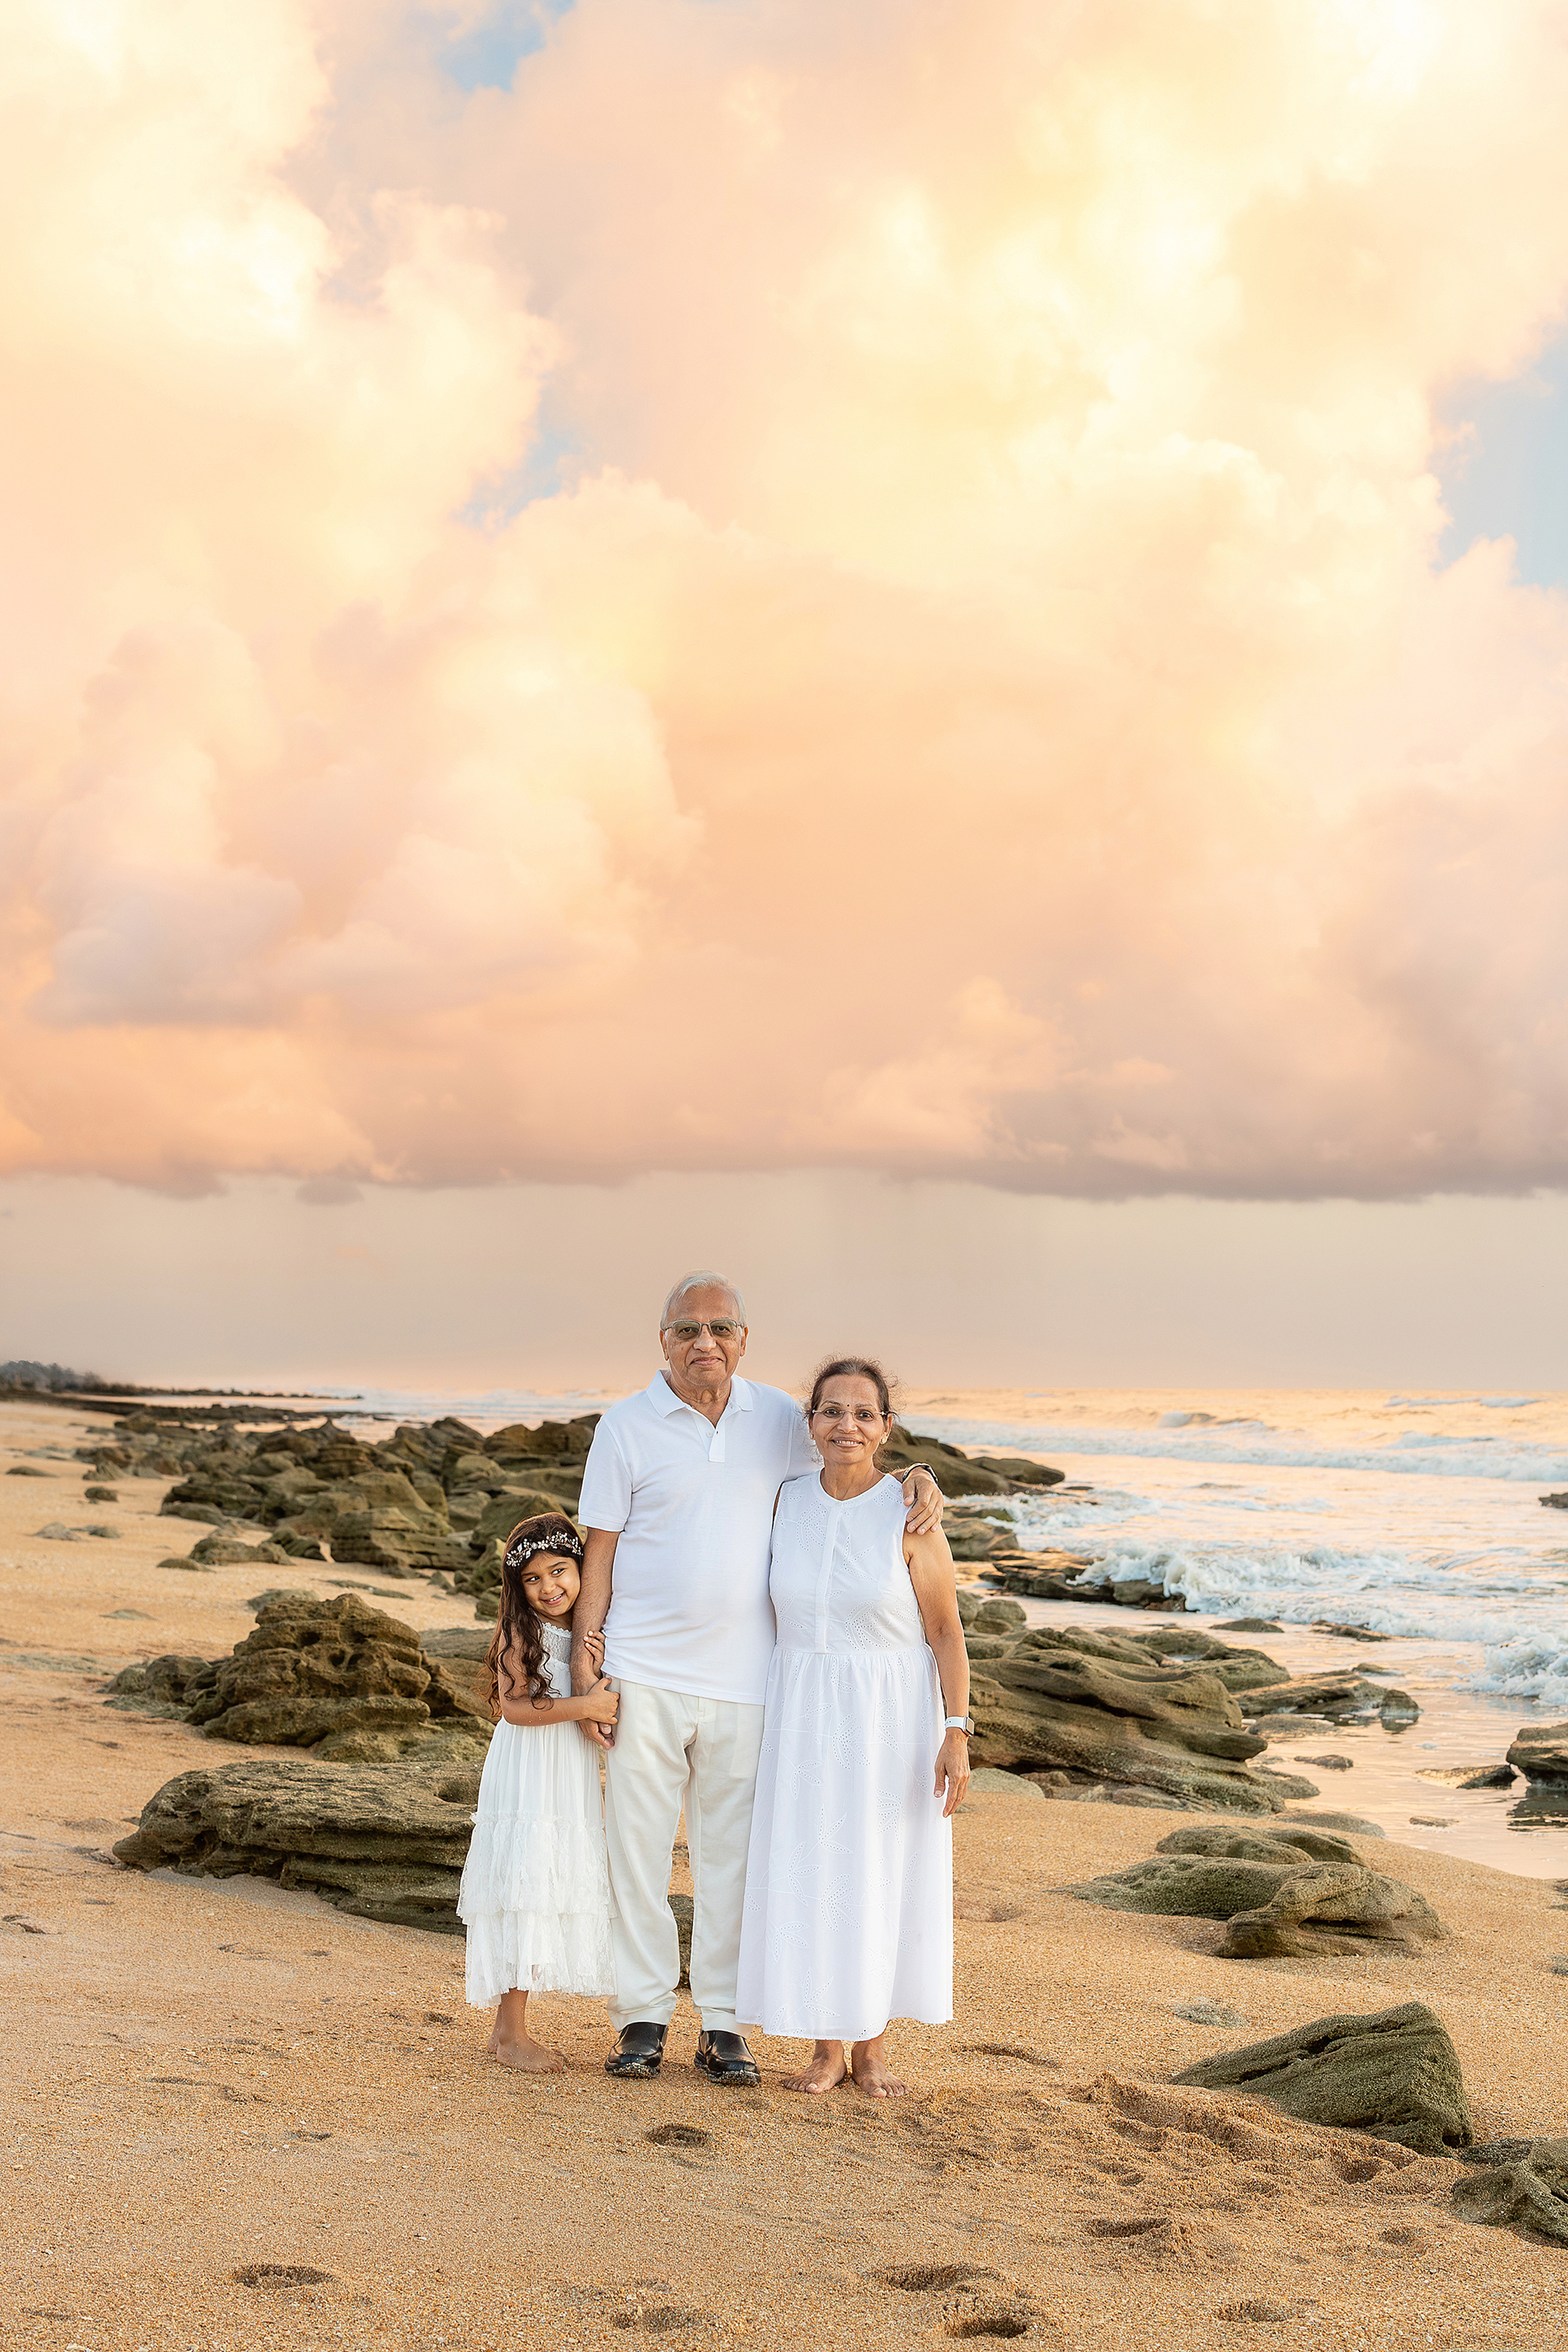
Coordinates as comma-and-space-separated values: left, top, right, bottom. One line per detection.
736, 1472, 952, 2042
458, 1620, 615, 2004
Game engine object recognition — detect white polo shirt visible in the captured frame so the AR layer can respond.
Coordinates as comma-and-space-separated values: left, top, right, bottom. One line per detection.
579, 1371, 820, 1707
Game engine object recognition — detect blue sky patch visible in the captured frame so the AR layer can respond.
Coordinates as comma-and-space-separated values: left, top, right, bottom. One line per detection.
438, 1, 562, 93
1436, 327, 1568, 590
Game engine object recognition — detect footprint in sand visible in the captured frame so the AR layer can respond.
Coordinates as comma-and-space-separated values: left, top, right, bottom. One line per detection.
610, 2301, 714, 2334
644, 2122, 711, 2149
961, 2041, 1059, 2068
233, 2264, 336, 2290
875, 2266, 1041, 2343
878, 2263, 996, 2291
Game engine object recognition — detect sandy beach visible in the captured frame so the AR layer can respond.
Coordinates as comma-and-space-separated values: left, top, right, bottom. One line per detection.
4, 1395, 1568, 2352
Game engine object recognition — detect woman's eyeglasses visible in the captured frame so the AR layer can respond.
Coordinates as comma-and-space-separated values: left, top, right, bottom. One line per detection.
813, 1404, 887, 1423
664, 1319, 743, 1342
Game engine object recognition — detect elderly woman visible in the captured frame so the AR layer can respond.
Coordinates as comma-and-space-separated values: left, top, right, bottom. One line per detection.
736, 1357, 971, 2096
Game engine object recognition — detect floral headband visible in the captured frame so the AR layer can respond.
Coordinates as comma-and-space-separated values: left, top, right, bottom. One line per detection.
503, 1517, 584, 1575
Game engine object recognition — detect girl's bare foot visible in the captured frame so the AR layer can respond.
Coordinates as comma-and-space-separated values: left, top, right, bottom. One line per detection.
490, 1990, 560, 2070
782, 2040, 848, 2095
493, 2034, 565, 2073
849, 2035, 907, 2097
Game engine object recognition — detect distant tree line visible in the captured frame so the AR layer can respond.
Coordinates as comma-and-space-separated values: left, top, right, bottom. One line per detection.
0, 1360, 114, 1392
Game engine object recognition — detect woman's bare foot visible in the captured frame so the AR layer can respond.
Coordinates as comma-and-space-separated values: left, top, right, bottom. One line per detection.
493, 2034, 565, 2073
849, 2035, 907, 2097
782, 2040, 848, 2095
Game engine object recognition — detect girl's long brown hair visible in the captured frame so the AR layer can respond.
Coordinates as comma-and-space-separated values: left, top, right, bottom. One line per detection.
486, 1512, 584, 1718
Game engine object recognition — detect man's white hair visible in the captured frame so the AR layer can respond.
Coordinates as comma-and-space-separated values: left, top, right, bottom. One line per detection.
661, 1270, 747, 1328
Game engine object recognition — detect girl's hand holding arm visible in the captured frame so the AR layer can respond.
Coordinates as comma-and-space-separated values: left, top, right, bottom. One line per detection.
576, 1672, 618, 1726
905, 1524, 972, 1819
496, 1674, 619, 1730
582, 1627, 606, 1673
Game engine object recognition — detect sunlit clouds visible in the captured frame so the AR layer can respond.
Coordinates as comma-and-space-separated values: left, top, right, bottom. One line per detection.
3, 0, 1568, 1196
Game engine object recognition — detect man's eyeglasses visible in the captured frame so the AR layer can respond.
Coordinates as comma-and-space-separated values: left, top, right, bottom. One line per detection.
664, 1319, 744, 1343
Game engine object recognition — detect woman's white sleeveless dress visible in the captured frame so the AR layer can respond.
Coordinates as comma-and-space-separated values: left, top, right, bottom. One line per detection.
736, 1472, 952, 2042
458, 1620, 615, 2005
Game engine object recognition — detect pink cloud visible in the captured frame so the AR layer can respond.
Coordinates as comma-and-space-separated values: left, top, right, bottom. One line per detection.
4, 0, 1568, 1197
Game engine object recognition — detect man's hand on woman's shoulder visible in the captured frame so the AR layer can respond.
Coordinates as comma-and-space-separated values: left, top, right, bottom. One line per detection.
899, 1465, 942, 1537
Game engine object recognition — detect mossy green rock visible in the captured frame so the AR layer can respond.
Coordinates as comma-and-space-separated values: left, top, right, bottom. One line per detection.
970, 1639, 1284, 1813
1067, 1854, 1306, 1919
1450, 2139, 1568, 2244
1068, 1841, 1446, 1958
1174, 2001, 1473, 2155
1156, 1823, 1359, 1866
191, 1592, 435, 1746
113, 1756, 480, 1931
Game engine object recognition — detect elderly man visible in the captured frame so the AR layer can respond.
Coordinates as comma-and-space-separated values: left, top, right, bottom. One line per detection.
571, 1273, 941, 2085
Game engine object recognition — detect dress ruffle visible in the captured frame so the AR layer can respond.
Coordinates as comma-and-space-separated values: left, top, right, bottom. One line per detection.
462, 1890, 616, 2005
459, 1814, 613, 1925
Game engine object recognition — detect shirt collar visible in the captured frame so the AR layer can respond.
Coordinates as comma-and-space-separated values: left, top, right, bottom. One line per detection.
647, 1370, 754, 1415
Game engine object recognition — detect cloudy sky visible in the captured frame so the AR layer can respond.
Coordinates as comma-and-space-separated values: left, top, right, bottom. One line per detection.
3, 0, 1567, 1393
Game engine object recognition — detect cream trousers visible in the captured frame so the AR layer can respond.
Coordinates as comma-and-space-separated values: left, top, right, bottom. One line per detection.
603, 1680, 765, 2034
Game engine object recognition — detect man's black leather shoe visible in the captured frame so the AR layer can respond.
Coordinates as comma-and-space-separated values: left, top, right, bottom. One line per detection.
606, 2022, 668, 2079
693, 2030, 761, 2087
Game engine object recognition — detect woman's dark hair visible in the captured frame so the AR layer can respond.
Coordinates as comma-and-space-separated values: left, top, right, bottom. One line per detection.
487, 1512, 584, 1718
805, 1356, 897, 1420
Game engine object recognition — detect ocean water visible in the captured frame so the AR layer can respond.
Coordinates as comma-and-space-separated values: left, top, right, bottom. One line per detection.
316, 1379, 1568, 1877
899, 1387, 1568, 1712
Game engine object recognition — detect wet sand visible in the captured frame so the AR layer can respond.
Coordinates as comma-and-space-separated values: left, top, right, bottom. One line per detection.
4, 1397, 1568, 2350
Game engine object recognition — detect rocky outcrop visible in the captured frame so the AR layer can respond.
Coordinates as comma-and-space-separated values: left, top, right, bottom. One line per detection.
1066, 1828, 1446, 1957
965, 1619, 1290, 1692
1156, 1824, 1361, 1864
1507, 1723, 1568, 1783
1418, 1761, 1517, 1790
946, 1514, 1020, 1564
143, 1412, 600, 1582
108, 1595, 491, 1761
1174, 2002, 1473, 2155
105, 1653, 212, 1717
957, 1590, 1027, 1634
961, 1622, 1317, 1812
983, 1551, 1189, 1609
879, 1425, 1062, 1498
113, 1758, 479, 1929
1235, 1670, 1396, 1720
189, 1593, 437, 1746
1214, 1862, 1446, 1959
967, 1624, 1304, 1813
1450, 2139, 1568, 2244
1068, 1853, 1337, 1919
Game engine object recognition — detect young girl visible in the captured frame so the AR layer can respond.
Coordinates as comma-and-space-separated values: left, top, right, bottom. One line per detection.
458, 1511, 620, 2071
